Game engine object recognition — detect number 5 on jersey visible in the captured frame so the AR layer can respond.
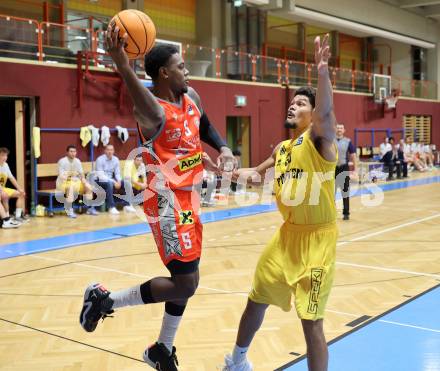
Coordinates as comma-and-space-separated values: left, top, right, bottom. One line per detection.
181, 232, 192, 249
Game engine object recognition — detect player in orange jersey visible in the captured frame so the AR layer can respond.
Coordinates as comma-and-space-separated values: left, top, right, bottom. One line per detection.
79, 26, 235, 370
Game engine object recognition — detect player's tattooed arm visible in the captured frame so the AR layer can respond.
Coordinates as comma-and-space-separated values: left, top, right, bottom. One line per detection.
105, 25, 164, 139
310, 34, 337, 162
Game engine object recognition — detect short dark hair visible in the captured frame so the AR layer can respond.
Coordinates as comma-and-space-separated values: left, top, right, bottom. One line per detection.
293, 86, 316, 108
0, 147, 10, 154
66, 145, 76, 151
144, 44, 179, 81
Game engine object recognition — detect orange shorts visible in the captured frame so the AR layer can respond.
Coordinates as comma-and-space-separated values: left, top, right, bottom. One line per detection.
144, 188, 202, 270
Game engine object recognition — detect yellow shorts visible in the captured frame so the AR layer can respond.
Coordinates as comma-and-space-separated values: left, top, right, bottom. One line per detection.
60, 180, 85, 195
1, 187, 17, 197
249, 221, 338, 320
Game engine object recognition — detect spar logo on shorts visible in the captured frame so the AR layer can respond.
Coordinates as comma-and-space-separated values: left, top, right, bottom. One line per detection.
178, 152, 202, 171
179, 210, 194, 225
307, 268, 323, 314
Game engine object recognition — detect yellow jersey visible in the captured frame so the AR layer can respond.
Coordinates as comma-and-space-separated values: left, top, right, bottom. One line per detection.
274, 129, 337, 225
0, 162, 13, 188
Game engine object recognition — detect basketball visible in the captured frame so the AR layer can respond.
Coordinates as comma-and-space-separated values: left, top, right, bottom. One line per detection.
110, 9, 156, 59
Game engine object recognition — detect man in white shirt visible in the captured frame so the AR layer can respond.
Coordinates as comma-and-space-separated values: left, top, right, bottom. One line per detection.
57, 145, 97, 218
95, 144, 125, 214
379, 137, 392, 159
0, 147, 27, 223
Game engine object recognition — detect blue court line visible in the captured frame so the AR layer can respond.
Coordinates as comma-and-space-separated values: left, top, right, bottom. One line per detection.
0, 174, 438, 260
0, 203, 277, 260
281, 284, 440, 371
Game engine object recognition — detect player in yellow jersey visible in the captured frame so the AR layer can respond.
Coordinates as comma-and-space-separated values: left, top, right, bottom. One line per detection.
223, 35, 337, 371
0, 147, 27, 223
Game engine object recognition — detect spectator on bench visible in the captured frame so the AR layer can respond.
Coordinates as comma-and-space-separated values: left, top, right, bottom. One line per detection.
405, 137, 428, 172
122, 154, 147, 212
95, 144, 132, 215
0, 187, 21, 229
382, 137, 402, 180
397, 139, 408, 178
57, 145, 98, 218
0, 147, 28, 223
379, 137, 392, 160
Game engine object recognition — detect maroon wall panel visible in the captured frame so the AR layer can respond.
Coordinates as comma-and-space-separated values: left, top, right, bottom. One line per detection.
0, 61, 137, 164
190, 80, 286, 164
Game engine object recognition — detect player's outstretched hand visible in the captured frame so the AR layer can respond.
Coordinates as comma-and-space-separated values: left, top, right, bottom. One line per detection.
105, 24, 129, 68
217, 147, 237, 172
314, 34, 330, 74
202, 152, 221, 175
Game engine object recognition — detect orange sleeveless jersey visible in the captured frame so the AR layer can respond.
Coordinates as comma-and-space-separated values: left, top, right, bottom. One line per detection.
139, 94, 204, 190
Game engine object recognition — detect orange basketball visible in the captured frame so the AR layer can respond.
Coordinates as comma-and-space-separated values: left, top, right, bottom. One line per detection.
110, 9, 156, 60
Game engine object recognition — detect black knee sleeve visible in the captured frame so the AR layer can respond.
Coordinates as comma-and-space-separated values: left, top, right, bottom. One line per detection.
140, 280, 156, 304
165, 302, 187, 316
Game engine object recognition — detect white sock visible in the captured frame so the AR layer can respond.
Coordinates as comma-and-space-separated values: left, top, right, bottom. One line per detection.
157, 313, 183, 352
109, 285, 144, 309
15, 208, 22, 218
232, 344, 249, 364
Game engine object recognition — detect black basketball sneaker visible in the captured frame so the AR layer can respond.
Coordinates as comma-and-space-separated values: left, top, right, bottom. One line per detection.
143, 342, 179, 371
79, 283, 114, 332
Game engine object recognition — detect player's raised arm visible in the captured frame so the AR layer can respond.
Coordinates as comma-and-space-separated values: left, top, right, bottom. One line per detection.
105, 26, 164, 140
311, 34, 337, 162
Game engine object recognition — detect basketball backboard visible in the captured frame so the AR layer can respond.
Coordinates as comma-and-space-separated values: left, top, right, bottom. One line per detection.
373, 74, 391, 103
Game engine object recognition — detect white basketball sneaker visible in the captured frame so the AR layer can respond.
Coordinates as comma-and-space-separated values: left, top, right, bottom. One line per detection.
222, 354, 253, 371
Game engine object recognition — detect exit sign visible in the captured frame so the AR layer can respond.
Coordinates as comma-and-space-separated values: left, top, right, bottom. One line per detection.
235, 95, 247, 107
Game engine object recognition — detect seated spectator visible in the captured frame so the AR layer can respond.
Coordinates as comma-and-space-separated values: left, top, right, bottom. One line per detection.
397, 139, 408, 178
95, 144, 128, 215
431, 144, 439, 166
0, 188, 20, 229
122, 154, 147, 212
422, 144, 435, 170
0, 147, 28, 223
201, 152, 220, 207
201, 169, 217, 207
382, 137, 402, 180
405, 137, 428, 172
379, 137, 392, 160
56, 145, 97, 218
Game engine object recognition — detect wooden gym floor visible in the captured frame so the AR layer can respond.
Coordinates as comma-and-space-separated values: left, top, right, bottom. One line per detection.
0, 170, 439, 370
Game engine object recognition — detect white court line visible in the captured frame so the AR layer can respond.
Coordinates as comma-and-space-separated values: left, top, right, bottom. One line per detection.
25, 212, 440, 315
335, 212, 440, 278
378, 319, 440, 333
336, 261, 440, 279
337, 213, 440, 247
326, 309, 358, 317
327, 310, 440, 333
221, 327, 280, 332
29, 254, 248, 296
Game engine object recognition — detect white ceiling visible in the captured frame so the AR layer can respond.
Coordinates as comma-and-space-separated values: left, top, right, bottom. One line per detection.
380, 0, 440, 20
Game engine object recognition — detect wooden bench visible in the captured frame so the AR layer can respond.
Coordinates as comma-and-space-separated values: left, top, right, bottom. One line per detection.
36, 160, 131, 216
